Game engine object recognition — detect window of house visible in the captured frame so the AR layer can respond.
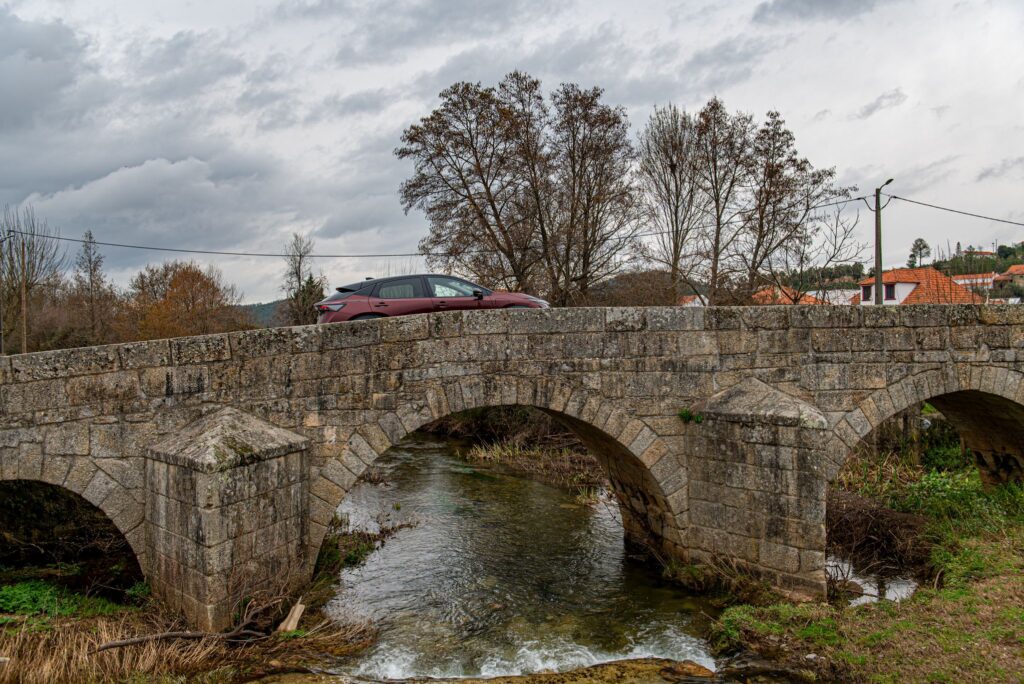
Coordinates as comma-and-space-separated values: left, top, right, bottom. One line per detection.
884, 284, 896, 301
862, 285, 872, 302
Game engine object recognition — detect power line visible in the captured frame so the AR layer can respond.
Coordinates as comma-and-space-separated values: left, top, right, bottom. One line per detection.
884, 194, 1024, 228
3, 194, 869, 260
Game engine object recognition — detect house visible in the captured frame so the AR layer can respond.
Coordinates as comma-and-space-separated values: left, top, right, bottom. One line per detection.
676, 294, 704, 307
751, 285, 825, 305
951, 272, 996, 291
813, 289, 860, 305
995, 264, 1024, 288
854, 267, 983, 305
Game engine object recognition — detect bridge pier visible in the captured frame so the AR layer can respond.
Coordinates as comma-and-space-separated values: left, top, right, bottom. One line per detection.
688, 379, 830, 600
145, 408, 311, 631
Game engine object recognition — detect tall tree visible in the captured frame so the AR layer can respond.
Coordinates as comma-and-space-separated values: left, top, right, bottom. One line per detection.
637, 104, 704, 298
72, 230, 113, 344
398, 72, 638, 303
907, 237, 931, 268
738, 111, 850, 295
397, 80, 538, 293
0, 205, 66, 354
280, 233, 325, 326
692, 98, 755, 305
546, 83, 637, 305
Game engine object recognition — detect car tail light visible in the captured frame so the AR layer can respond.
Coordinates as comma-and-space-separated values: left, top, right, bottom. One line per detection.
315, 303, 346, 313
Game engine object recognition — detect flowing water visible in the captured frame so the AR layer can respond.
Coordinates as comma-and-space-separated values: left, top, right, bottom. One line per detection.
324, 435, 718, 680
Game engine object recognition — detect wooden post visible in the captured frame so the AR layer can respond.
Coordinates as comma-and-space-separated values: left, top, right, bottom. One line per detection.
20, 237, 26, 354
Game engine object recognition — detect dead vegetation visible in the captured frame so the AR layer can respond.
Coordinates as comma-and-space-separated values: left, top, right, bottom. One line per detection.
0, 605, 374, 684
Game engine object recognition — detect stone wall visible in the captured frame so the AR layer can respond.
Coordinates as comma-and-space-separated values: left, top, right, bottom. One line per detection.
0, 304, 1020, 623
145, 407, 310, 630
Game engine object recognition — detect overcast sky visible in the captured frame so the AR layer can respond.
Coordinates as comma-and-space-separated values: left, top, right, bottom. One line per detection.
2, 0, 1022, 303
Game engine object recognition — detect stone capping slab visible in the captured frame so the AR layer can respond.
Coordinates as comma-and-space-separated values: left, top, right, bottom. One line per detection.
698, 377, 828, 429
147, 406, 309, 473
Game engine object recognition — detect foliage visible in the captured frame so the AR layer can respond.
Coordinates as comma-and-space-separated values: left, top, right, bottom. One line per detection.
0, 581, 123, 618
677, 408, 702, 424
906, 237, 931, 268
119, 260, 254, 340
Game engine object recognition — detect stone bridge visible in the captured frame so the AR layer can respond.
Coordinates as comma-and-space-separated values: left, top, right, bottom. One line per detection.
1, 305, 1021, 629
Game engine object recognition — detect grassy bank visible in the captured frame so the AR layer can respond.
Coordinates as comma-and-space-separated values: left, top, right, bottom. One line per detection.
0, 510, 412, 683
710, 438, 1024, 683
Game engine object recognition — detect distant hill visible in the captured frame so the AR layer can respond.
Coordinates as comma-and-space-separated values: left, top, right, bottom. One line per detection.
239, 300, 284, 327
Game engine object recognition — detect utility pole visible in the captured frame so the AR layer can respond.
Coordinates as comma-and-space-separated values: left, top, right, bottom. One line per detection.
873, 178, 894, 305
20, 236, 27, 354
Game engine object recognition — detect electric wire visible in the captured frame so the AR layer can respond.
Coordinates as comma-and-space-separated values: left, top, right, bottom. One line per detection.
884, 194, 1024, 227
2, 194, 869, 260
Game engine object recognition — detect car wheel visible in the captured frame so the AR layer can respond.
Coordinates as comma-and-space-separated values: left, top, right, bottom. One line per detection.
350, 313, 385, 320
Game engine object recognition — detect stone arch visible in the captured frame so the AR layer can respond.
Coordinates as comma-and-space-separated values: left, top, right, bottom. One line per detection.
0, 455, 147, 573
828, 365, 1024, 485
307, 375, 687, 565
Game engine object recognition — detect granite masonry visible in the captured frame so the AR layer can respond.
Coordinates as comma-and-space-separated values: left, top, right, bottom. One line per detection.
0, 305, 1021, 628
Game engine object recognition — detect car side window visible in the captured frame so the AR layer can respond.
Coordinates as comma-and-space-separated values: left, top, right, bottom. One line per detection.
428, 277, 476, 298
376, 278, 425, 299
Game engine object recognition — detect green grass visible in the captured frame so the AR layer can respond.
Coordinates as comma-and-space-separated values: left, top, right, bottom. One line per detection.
0, 581, 125, 618
713, 437, 1024, 682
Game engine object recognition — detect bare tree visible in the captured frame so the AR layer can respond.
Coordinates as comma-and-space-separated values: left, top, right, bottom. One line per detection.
737, 111, 852, 296
546, 83, 638, 305
397, 73, 638, 303
692, 98, 755, 305
766, 207, 866, 303
0, 205, 66, 354
280, 233, 325, 326
636, 104, 705, 298
397, 80, 539, 292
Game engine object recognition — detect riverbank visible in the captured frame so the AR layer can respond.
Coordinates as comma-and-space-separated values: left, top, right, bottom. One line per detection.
0, 577, 374, 684
710, 442, 1024, 682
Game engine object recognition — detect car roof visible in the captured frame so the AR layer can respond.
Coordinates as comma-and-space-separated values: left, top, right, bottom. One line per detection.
336, 273, 479, 292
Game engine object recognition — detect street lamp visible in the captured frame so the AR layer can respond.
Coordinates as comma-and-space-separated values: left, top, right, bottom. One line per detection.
874, 178, 894, 305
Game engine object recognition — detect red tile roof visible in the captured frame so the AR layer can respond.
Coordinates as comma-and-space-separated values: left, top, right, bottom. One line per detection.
676, 294, 702, 305
751, 285, 824, 305
857, 267, 983, 304
996, 264, 1024, 280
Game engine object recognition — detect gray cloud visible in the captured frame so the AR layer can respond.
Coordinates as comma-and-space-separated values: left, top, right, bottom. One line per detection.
854, 87, 907, 119
128, 31, 246, 102
0, 8, 99, 129
977, 157, 1024, 181
271, 0, 559, 67
753, 0, 885, 23
1, 1, 1019, 302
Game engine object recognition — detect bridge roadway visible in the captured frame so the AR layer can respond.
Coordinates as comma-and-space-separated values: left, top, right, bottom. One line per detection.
1, 305, 1021, 629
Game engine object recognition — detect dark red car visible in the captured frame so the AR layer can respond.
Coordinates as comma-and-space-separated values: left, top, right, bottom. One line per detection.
314, 274, 549, 324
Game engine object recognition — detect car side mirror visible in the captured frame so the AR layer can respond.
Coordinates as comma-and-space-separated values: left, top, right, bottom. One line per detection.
473, 289, 484, 300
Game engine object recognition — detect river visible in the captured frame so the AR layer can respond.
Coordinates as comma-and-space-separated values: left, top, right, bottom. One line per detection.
322, 434, 718, 680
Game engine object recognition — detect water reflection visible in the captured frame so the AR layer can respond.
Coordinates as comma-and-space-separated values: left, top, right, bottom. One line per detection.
826, 556, 918, 607
325, 435, 716, 679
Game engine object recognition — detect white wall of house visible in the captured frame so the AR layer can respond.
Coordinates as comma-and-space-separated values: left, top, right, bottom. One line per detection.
859, 282, 917, 305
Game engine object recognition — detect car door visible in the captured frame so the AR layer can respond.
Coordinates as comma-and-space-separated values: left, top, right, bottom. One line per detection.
427, 276, 483, 312
368, 277, 432, 316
